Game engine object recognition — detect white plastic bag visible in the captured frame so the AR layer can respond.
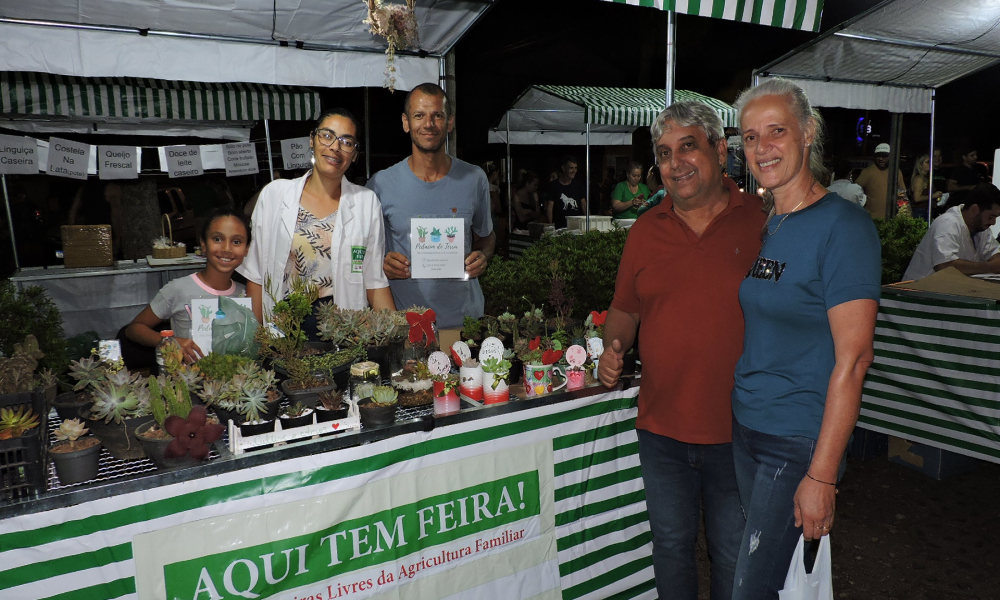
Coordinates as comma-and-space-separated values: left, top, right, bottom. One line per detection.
778, 534, 834, 600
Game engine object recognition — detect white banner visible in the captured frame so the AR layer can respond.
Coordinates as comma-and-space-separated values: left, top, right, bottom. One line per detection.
224, 142, 259, 177
46, 137, 90, 180
97, 145, 139, 180
281, 137, 312, 170
0, 134, 38, 174
162, 145, 204, 179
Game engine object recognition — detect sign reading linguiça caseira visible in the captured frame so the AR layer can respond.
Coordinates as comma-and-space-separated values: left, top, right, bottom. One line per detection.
46, 137, 90, 180
281, 137, 312, 170
164, 145, 205, 179
224, 142, 260, 177
97, 145, 139, 180
0, 134, 38, 174
132, 441, 559, 600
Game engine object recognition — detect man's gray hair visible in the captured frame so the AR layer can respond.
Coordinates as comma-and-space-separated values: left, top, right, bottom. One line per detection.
650, 101, 725, 152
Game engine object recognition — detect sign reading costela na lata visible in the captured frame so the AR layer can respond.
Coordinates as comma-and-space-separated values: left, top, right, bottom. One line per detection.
47, 137, 90, 180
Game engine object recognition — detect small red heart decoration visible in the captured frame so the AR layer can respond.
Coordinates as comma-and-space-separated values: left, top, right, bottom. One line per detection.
533, 370, 545, 380
332, 423, 340, 430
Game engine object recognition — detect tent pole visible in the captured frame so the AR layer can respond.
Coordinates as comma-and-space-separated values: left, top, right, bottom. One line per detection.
586, 123, 591, 232
927, 88, 936, 225
264, 119, 275, 182
886, 113, 903, 218
506, 112, 512, 237
2, 174, 19, 270
665, 10, 676, 107
439, 57, 450, 156
365, 87, 371, 180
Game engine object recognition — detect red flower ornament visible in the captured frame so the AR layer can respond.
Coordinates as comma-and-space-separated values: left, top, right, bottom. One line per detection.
590, 310, 607, 326
164, 405, 224, 460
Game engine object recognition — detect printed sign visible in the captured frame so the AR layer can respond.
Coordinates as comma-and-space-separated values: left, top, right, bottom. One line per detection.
190, 297, 253, 356
281, 137, 312, 170
478, 337, 504, 363
97, 145, 139, 180
97, 340, 122, 364
0, 134, 38, 174
224, 142, 259, 177
163, 145, 204, 179
410, 217, 465, 279
47, 137, 90, 180
133, 442, 558, 600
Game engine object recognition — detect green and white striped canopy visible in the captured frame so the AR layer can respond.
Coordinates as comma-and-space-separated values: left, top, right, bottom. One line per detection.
598, 0, 824, 31
0, 72, 320, 121
536, 85, 738, 128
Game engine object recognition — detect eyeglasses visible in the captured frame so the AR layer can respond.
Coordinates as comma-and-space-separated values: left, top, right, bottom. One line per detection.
314, 128, 359, 153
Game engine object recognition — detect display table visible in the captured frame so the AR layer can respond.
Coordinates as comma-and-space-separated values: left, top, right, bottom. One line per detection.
0, 386, 655, 600
860, 286, 1000, 464
10, 261, 202, 339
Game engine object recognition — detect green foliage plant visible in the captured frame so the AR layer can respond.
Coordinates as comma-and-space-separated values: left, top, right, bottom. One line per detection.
257, 276, 318, 361
0, 281, 68, 376
147, 376, 193, 429
0, 335, 44, 394
371, 385, 399, 406
874, 216, 929, 284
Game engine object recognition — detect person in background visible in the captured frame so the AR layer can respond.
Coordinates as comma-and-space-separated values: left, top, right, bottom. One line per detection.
240, 108, 395, 335
369, 83, 494, 347
646, 164, 664, 195
731, 77, 881, 599
483, 161, 507, 254
947, 148, 982, 208
610, 161, 650, 220
826, 158, 866, 207
909, 153, 943, 218
126, 208, 251, 364
902, 183, 1000, 280
544, 155, 586, 229
600, 101, 765, 600
636, 165, 667, 217
512, 170, 544, 230
856, 142, 906, 219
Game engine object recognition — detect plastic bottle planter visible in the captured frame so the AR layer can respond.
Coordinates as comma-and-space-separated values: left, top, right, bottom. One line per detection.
521, 364, 567, 398
458, 364, 484, 402
483, 372, 510, 405
433, 380, 460, 415
566, 367, 586, 392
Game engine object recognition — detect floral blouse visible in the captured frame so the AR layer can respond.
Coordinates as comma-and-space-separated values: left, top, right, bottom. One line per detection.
283, 207, 337, 298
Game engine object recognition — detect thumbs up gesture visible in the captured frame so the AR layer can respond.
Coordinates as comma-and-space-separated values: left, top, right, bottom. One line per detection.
598, 339, 625, 388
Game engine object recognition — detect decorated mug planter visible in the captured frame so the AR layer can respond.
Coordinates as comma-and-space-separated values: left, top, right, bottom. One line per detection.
480, 342, 510, 405
522, 363, 567, 397
483, 372, 510, 404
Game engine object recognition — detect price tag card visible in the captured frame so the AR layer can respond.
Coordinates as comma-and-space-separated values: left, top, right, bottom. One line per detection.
428, 351, 452, 376
410, 217, 465, 279
566, 344, 587, 368
479, 337, 504, 363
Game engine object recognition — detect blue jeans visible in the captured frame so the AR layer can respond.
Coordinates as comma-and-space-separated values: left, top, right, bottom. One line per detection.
730, 421, 817, 600
637, 429, 743, 600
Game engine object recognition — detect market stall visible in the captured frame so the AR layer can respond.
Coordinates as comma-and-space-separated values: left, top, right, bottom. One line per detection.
0, 386, 655, 600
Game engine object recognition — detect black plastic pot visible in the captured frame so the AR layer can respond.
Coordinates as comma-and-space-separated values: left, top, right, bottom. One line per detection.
134, 421, 202, 471
80, 406, 153, 460
239, 420, 275, 438
280, 378, 334, 409
53, 391, 91, 421
315, 403, 349, 422
279, 408, 315, 430
358, 400, 397, 429
49, 438, 102, 484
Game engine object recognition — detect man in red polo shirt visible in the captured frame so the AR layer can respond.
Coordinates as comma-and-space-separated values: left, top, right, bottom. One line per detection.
599, 101, 765, 600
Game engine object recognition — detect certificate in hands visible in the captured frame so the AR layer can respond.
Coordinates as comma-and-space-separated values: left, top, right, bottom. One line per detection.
410, 217, 465, 279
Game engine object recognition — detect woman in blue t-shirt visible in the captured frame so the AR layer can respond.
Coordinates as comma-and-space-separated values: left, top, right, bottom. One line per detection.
729, 78, 881, 599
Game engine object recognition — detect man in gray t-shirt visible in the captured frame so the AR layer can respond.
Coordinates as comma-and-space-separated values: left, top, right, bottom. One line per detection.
367, 83, 495, 331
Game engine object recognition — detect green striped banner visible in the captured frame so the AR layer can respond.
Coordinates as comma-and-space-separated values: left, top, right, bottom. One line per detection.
0, 72, 320, 121
597, 0, 825, 31
0, 389, 653, 600
859, 292, 1000, 463
535, 85, 738, 128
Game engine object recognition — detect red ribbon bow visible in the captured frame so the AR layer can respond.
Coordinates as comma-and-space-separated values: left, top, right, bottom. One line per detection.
407, 309, 437, 344
590, 310, 607, 326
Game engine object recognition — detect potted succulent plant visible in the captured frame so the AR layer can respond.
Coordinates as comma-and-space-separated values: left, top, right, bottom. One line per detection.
49, 418, 102, 485
400, 306, 439, 363
391, 360, 434, 407
315, 388, 349, 422
135, 374, 222, 470
364, 308, 402, 381
279, 357, 335, 408
56, 354, 105, 420
0, 335, 45, 398
514, 335, 566, 398
80, 364, 153, 460
256, 277, 319, 364
358, 385, 398, 428
279, 402, 315, 429
432, 372, 460, 414
481, 357, 512, 405
198, 360, 280, 436
0, 404, 41, 440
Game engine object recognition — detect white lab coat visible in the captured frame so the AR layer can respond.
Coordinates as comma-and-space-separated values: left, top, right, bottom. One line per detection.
238, 170, 389, 316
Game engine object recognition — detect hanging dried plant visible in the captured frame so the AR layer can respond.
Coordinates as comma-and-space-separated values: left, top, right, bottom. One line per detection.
364, 0, 420, 92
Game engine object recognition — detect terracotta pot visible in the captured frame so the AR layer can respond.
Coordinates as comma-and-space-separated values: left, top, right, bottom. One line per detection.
49, 438, 102, 484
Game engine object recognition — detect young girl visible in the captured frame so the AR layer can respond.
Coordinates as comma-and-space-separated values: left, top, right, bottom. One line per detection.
126, 207, 251, 364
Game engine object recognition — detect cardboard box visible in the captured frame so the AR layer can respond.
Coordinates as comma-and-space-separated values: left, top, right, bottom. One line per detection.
61, 225, 114, 268
888, 436, 979, 480
847, 427, 888, 461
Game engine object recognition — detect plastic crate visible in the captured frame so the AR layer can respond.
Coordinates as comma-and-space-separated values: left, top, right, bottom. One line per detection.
0, 390, 47, 502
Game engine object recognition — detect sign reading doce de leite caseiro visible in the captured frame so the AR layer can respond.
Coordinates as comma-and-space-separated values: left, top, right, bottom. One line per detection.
0, 134, 38, 174
410, 217, 465, 279
281, 137, 312, 170
97, 145, 139, 180
46, 137, 90, 180
225, 143, 260, 177
132, 442, 556, 600
165, 145, 205, 179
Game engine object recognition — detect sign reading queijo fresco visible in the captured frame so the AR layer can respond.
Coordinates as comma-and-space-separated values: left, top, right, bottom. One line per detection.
133, 442, 559, 600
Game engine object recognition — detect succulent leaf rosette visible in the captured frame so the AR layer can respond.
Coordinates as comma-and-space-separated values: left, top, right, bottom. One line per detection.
164, 405, 224, 460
